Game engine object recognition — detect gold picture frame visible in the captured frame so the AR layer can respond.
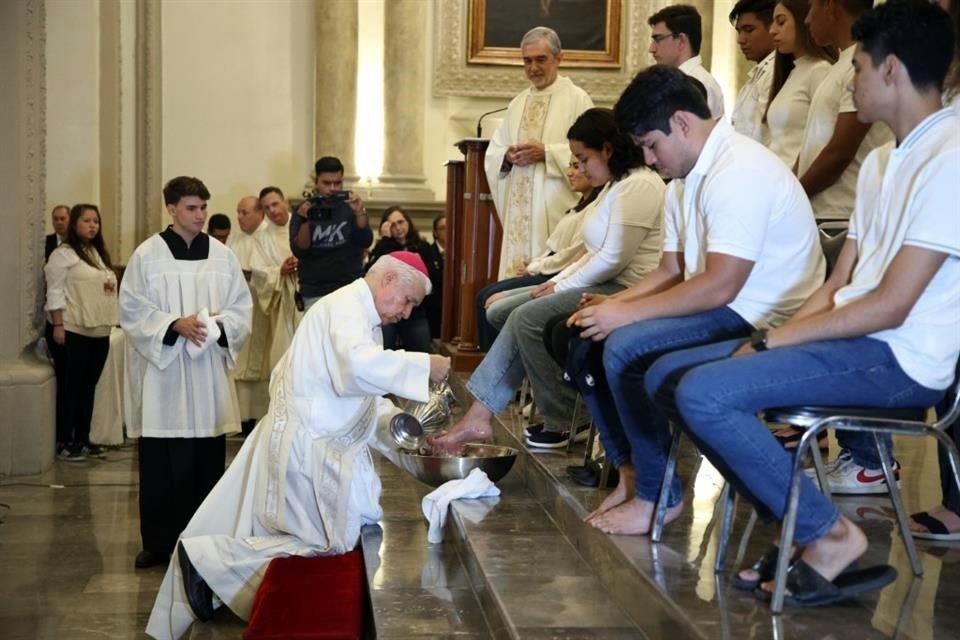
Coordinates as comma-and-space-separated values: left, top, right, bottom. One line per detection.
468, 0, 622, 69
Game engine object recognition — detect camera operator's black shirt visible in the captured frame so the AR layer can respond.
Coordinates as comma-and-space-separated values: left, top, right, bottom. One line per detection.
289, 201, 373, 299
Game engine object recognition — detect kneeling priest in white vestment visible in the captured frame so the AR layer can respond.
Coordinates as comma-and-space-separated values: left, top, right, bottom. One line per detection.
146, 251, 451, 640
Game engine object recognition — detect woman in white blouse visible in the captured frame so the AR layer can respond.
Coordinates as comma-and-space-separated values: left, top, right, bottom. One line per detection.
479, 157, 600, 344
45, 204, 118, 461
764, 0, 838, 167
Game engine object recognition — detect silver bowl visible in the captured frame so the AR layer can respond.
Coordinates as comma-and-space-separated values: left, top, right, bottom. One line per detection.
397, 444, 518, 488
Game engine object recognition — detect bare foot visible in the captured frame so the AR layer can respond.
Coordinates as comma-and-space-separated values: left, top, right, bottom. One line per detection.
590, 496, 684, 536
426, 402, 493, 454
584, 464, 635, 523
909, 505, 960, 535
761, 515, 867, 594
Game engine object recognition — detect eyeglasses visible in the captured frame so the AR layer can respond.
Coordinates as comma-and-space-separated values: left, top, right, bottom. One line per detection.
650, 33, 677, 43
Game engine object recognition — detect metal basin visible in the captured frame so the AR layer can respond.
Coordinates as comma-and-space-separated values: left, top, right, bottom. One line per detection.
397, 444, 518, 488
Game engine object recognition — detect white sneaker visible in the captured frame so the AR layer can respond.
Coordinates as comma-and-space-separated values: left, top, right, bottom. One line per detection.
804, 449, 853, 480
823, 457, 900, 495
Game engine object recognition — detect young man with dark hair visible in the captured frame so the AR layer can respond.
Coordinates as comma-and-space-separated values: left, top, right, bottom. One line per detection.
797, 0, 893, 220
207, 213, 231, 245
567, 65, 824, 535
729, 0, 777, 142
121, 176, 252, 570
290, 156, 372, 310
648, 5, 725, 117
650, 0, 958, 602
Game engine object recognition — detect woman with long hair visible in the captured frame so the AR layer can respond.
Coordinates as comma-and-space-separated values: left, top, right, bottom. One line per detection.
474, 157, 602, 351
44, 204, 118, 461
764, 0, 838, 167
429, 108, 665, 452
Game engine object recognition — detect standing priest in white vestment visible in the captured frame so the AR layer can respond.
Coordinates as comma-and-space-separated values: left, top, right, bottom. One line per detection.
228, 195, 272, 433
145, 252, 451, 640
485, 26, 593, 279
122, 176, 252, 571
254, 186, 301, 368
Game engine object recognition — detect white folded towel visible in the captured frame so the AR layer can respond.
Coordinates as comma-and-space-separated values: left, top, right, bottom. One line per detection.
421, 467, 500, 543
185, 308, 221, 360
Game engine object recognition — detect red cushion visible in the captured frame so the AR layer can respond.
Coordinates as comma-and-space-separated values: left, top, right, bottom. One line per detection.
244, 551, 365, 640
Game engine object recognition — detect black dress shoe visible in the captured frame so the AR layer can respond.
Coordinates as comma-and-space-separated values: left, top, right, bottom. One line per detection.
134, 550, 170, 569
566, 463, 619, 488
178, 545, 215, 621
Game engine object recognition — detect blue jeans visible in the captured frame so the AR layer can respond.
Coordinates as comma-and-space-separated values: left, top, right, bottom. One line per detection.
467, 282, 622, 430
575, 306, 752, 503
654, 336, 944, 545
476, 275, 549, 352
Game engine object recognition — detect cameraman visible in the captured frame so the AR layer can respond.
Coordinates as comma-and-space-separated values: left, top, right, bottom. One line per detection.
290, 156, 373, 310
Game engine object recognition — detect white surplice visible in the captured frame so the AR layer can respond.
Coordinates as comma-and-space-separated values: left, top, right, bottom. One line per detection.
485, 75, 593, 279
121, 234, 252, 438
250, 218, 301, 368
229, 220, 273, 420
145, 279, 430, 640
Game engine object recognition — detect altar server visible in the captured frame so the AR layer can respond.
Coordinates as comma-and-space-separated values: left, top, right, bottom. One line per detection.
121, 176, 252, 570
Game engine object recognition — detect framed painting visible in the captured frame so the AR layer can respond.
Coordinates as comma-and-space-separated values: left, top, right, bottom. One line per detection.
468, 0, 622, 68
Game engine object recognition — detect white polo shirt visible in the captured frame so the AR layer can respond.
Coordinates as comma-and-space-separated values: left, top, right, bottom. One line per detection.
679, 55, 725, 119
796, 46, 894, 220
663, 120, 825, 329
766, 56, 832, 168
834, 108, 960, 390
732, 52, 775, 144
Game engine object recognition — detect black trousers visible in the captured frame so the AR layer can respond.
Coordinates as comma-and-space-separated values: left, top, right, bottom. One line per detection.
138, 435, 226, 554
45, 323, 69, 443
49, 328, 110, 446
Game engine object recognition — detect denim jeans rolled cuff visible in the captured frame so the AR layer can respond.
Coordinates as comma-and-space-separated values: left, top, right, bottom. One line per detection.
673, 335, 945, 545
836, 432, 893, 469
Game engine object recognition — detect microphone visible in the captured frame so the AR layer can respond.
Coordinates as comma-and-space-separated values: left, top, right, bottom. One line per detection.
476, 107, 508, 138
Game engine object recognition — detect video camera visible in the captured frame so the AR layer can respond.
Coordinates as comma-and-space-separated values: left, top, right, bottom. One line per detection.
301, 190, 351, 221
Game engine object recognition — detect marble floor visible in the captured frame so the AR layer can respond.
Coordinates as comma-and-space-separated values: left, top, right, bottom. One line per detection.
1, 382, 958, 639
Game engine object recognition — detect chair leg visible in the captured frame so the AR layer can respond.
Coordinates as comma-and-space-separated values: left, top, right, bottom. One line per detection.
772, 429, 814, 614
714, 482, 736, 573
581, 420, 597, 466
874, 432, 923, 577
930, 427, 960, 498
734, 509, 758, 570
567, 394, 582, 453
598, 458, 611, 489
810, 443, 832, 502
652, 425, 683, 543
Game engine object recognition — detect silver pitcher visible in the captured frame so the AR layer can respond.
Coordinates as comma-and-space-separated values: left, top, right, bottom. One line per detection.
389, 379, 458, 450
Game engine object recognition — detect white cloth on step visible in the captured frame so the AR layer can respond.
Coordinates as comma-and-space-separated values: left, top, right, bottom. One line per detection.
185, 308, 221, 360
421, 468, 500, 543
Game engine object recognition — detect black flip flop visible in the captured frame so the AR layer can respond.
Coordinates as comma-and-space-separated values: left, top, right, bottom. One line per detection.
775, 428, 828, 452
732, 545, 780, 591
909, 511, 960, 541
777, 558, 897, 608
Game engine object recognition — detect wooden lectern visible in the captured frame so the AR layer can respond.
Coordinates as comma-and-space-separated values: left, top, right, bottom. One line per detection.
437, 138, 502, 372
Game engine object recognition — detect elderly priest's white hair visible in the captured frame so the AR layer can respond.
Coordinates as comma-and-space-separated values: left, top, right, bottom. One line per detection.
366, 254, 432, 295
520, 26, 561, 54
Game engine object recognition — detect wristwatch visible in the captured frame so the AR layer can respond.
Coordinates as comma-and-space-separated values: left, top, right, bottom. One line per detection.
749, 329, 769, 352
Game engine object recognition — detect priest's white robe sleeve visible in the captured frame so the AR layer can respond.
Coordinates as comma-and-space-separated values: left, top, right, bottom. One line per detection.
484, 95, 522, 219
543, 90, 593, 179
321, 318, 430, 402
119, 248, 185, 371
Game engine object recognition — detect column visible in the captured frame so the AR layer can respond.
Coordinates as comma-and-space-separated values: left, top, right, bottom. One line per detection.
315, 0, 358, 179
378, 0, 434, 202
0, 0, 57, 476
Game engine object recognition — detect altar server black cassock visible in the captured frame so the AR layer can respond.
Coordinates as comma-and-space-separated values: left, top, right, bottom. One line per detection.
121, 225, 252, 564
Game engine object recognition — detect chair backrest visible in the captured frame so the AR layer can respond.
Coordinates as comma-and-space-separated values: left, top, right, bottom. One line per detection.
819, 229, 848, 279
